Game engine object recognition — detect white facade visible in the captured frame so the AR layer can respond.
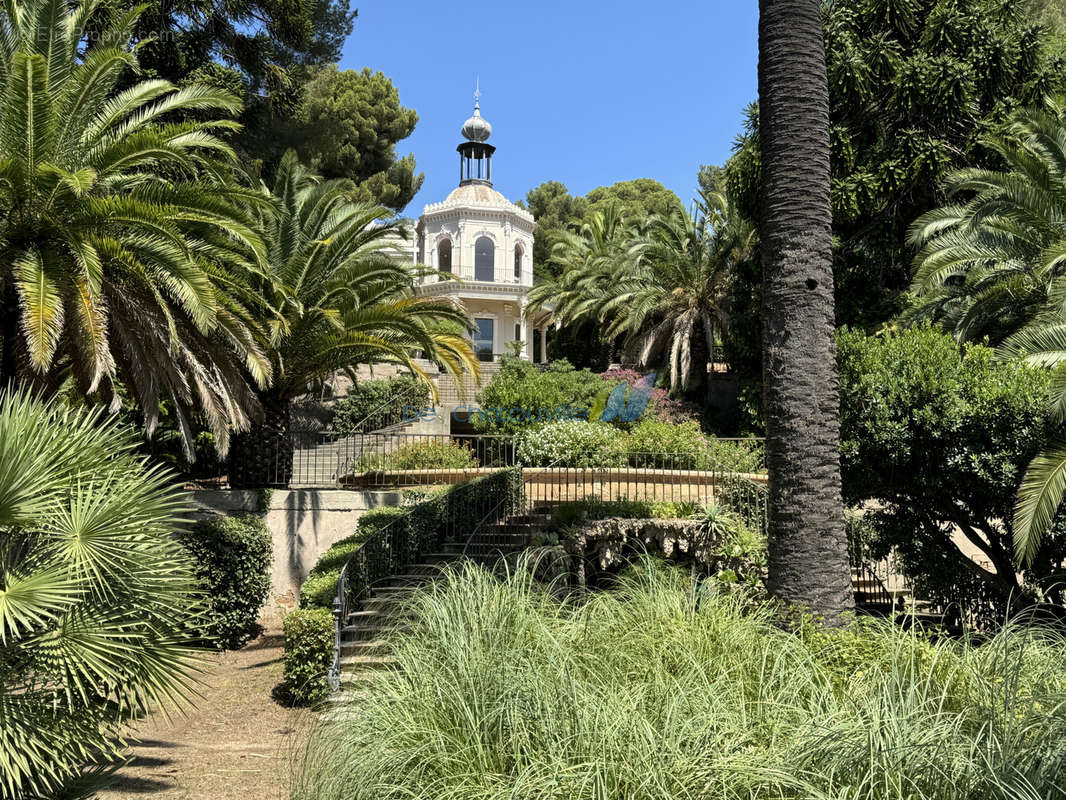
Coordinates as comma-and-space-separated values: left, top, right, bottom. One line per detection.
406, 102, 550, 363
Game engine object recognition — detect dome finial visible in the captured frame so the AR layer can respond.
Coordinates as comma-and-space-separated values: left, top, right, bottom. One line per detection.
461, 80, 492, 142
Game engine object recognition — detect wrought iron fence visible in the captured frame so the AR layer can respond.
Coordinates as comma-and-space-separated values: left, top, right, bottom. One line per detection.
328, 468, 522, 690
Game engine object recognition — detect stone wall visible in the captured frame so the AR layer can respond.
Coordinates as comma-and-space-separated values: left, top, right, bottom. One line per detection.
187, 489, 404, 606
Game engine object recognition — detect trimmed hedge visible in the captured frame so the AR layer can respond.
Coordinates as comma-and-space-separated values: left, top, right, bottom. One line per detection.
515, 419, 765, 473
299, 470, 524, 610
282, 608, 334, 706
350, 438, 477, 472
299, 506, 408, 608
177, 514, 273, 649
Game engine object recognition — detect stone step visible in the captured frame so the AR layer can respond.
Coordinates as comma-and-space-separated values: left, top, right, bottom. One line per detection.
341, 639, 390, 657
340, 654, 398, 670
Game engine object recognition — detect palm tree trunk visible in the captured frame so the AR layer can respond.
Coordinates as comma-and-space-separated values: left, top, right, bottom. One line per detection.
228, 390, 293, 488
758, 0, 854, 623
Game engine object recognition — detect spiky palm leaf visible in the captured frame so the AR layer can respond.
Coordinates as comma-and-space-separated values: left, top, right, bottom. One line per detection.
254, 150, 478, 404
910, 103, 1066, 564
0, 389, 200, 798
0, 0, 272, 456
527, 191, 753, 392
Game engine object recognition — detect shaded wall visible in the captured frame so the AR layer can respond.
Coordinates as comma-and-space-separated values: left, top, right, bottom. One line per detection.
188, 489, 405, 606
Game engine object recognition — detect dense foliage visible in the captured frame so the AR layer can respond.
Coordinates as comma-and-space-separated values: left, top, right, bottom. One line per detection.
299, 506, 407, 608
904, 104, 1066, 561
293, 560, 1066, 800
473, 358, 607, 435
527, 190, 754, 392
299, 470, 523, 610
177, 514, 273, 649
349, 438, 477, 473
515, 419, 766, 473
281, 608, 334, 706
0, 391, 199, 797
837, 326, 1066, 613
284, 66, 422, 210
728, 0, 1066, 327
0, 0, 271, 456
332, 377, 431, 434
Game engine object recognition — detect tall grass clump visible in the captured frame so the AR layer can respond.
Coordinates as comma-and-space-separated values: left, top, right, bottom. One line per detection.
291, 558, 1066, 800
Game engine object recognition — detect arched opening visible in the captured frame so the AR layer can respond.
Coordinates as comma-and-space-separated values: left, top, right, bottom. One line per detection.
475, 236, 495, 282
514, 243, 523, 280
438, 238, 452, 273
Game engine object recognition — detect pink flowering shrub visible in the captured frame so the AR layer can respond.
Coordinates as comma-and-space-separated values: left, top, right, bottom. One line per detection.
598, 369, 700, 424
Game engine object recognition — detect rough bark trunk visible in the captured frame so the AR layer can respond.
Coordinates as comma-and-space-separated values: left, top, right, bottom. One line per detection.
228, 391, 293, 488
758, 0, 855, 623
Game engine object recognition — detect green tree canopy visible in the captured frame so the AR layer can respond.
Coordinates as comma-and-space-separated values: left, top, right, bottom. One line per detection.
522, 181, 588, 272
838, 326, 1066, 614
0, 0, 270, 458
728, 0, 1066, 327
286, 66, 423, 211
583, 178, 684, 222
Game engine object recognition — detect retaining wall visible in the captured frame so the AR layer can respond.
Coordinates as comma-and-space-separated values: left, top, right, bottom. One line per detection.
187, 489, 405, 605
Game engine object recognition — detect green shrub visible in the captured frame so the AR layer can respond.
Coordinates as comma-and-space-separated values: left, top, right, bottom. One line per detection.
333, 376, 431, 434
177, 514, 273, 649
623, 419, 706, 467
299, 508, 408, 609
550, 499, 698, 528
349, 438, 477, 472
298, 471, 523, 609
291, 559, 1066, 800
838, 325, 1066, 619
515, 421, 626, 467
474, 358, 608, 435
0, 391, 200, 797
282, 608, 335, 706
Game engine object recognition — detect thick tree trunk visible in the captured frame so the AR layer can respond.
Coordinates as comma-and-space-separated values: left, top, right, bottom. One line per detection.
758, 0, 854, 623
228, 391, 293, 488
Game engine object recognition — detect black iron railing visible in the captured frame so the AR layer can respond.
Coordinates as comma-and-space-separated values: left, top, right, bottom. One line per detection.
328, 468, 523, 691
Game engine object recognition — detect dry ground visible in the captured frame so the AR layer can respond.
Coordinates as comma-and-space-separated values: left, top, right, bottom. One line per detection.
98, 611, 309, 800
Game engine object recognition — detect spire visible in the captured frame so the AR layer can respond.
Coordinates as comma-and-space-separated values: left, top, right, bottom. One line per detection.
457, 83, 495, 186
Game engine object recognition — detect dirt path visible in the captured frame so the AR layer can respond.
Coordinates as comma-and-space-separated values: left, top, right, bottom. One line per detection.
99, 614, 309, 800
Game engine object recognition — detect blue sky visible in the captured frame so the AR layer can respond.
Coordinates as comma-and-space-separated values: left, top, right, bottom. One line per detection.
338, 1, 759, 215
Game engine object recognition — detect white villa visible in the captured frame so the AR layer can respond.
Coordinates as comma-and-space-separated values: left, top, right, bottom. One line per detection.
403, 98, 551, 364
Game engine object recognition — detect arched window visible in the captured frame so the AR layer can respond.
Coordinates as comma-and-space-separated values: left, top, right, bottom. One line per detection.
438, 238, 452, 273
475, 236, 495, 281
514, 244, 523, 280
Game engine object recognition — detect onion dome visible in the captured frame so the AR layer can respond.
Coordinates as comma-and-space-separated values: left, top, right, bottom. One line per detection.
461, 102, 492, 142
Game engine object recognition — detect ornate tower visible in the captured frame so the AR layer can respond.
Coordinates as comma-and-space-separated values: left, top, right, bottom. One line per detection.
458, 88, 495, 185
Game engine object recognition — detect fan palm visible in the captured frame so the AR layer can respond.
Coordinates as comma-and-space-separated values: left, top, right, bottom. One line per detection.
0, 0, 272, 456
0, 389, 200, 798
907, 103, 1066, 564
229, 151, 478, 485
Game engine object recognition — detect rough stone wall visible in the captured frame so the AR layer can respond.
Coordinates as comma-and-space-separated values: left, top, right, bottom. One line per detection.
563, 518, 710, 587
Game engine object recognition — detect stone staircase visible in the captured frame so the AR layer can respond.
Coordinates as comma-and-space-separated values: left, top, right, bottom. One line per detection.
324, 505, 932, 713
434, 360, 504, 405
325, 509, 549, 711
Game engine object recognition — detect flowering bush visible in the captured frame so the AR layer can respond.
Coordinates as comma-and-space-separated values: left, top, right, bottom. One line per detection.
598, 369, 700, 424
515, 421, 626, 467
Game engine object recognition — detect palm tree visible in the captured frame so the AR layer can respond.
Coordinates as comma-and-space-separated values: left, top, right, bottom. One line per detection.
907, 103, 1066, 345
0, 0, 271, 456
909, 103, 1066, 564
0, 389, 200, 798
757, 0, 854, 623
228, 152, 478, 485
527, 194, 753, 393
